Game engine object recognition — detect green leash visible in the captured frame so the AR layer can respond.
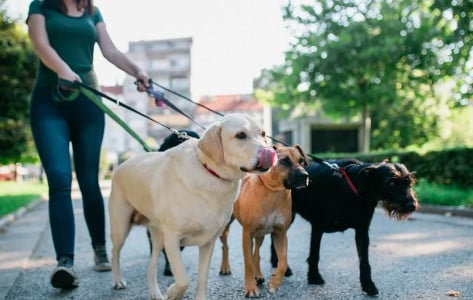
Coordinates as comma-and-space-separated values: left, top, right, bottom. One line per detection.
55, 79, 154, 152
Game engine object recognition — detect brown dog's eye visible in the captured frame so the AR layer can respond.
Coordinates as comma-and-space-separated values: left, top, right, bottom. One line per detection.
235, 132, 247, 139
279, 157, 291, 166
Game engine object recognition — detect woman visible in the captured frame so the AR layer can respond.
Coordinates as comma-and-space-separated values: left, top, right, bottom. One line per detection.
26, 0, 149, 289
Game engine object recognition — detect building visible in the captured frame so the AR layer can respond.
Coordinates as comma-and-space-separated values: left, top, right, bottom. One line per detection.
275, 106, 367, 154
195, 94, 271, 137
123, 37, 193, 147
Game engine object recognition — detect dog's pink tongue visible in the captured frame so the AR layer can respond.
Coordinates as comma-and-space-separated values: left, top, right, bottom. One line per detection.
257, 147, 276, 169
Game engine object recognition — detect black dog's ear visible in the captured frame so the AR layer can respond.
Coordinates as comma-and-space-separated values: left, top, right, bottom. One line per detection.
359, 165, 377, 177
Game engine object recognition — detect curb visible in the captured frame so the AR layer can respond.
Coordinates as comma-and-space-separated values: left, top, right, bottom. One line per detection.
1, 198, 472, 233
0, 198, 46, 233
417, 204, 473, 219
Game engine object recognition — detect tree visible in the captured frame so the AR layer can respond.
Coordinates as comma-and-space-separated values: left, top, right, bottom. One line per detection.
431, 0, 473, 103
0, 0, 37, 164
260, 0, 470, 150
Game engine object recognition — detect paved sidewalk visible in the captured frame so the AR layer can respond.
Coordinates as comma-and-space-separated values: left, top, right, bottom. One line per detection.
0, 183, 472, 299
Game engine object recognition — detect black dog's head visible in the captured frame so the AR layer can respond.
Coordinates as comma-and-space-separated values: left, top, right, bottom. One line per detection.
158, 130, 200, 152
273, 144, 309, 190
359, 161, 418, 220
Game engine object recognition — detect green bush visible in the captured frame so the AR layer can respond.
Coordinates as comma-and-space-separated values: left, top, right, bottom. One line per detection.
312, 147, 473, 189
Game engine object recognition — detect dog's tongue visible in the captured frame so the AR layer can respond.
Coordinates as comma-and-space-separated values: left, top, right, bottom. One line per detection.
257, 147, 276, 169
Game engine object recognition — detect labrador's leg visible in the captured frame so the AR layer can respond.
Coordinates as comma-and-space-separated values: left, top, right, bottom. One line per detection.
195, 239, 217, 300
109, 192, 133, 289
164, 235, 189, 300
147, 226, 165, 300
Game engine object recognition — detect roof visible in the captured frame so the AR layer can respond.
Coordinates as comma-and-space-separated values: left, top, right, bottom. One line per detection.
195, 94, 263, 114
100, 85, 123, 95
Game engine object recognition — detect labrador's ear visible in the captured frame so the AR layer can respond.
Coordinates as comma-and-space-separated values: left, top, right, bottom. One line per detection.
197, 124, 223, 164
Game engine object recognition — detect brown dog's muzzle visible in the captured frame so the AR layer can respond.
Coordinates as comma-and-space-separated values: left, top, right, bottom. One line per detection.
285, 169, 309, 190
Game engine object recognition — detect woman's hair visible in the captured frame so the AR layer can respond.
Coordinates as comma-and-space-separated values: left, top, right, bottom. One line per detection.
42, 0, 95, 15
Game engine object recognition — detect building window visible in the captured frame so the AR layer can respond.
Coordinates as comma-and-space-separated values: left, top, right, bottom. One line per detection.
311, 128, 358, 153
170, 77, 189, 90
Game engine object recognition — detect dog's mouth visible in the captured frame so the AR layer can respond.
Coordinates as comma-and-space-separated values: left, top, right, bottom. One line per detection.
383, 198, 418, 220
241, 147, 276, 173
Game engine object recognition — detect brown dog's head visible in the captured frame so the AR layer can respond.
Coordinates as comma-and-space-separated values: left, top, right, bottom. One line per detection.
270, 144, 309, 190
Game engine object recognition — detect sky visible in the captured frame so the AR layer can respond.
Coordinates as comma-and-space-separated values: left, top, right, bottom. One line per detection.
7, 0, 292, 97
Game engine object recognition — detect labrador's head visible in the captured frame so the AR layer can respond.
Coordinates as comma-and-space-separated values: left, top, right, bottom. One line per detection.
197, 113, 276, 180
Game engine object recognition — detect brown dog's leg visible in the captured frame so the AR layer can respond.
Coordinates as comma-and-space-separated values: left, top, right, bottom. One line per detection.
219, 222, 232, 275
242, 228, 260, 297
268, 231, 288, 293
253, 236, 265, 285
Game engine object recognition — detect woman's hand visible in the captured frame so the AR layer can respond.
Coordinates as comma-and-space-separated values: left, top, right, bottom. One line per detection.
57, 68, 81, 89
135, 71, 150, 92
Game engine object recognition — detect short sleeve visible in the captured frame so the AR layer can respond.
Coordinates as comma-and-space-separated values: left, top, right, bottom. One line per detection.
93, 6, 104, 25
26, 0, 43, 24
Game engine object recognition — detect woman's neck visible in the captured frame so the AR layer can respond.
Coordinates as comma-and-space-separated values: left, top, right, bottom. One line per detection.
63, 0, 84, 17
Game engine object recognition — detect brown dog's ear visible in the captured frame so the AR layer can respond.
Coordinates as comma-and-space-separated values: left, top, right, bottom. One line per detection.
294, 144, 309, 166
197, 124, 224, 164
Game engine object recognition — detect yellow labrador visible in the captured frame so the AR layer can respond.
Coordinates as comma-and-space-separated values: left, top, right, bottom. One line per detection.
108, 113, 276, 300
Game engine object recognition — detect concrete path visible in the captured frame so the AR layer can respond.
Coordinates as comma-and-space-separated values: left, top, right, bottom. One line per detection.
1, 183, 472, 299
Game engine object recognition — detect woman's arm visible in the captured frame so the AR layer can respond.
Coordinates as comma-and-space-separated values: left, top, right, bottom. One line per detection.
96, 22, 150, 90
27, 14, 81, 83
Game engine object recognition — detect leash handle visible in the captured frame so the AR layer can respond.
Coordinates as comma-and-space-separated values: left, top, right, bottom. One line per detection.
54, 78, 80, 102
135, 79, 164, 107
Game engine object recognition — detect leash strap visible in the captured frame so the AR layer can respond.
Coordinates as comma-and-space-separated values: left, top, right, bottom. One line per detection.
57, 79, 158, 152
145, 86, 206, 130
151, 80, 224, 117
78, 86, 154, 152
338, 167, 360, 197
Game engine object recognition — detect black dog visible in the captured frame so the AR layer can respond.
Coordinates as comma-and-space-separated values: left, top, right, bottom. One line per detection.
146, 129, 200, 276
271, 159, 418, 296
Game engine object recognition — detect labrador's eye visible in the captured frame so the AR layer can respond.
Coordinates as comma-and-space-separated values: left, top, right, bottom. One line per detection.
236, 132, 247, 139
261, 131, 266, 138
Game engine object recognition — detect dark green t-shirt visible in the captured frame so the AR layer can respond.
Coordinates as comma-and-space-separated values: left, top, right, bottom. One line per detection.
27, 0, 104, 87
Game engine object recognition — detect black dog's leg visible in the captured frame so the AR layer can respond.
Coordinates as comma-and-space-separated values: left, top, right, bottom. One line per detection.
355, 228, 378, 296
270, 236, 293, 277
163, 247, 185, 276
163, 249, 173, 276
147, 229, 152, 256
307, 227, 324, 284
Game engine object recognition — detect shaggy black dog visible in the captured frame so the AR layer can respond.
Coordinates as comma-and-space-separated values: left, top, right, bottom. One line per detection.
271, 159, 418, 296
146, 129, 200, 276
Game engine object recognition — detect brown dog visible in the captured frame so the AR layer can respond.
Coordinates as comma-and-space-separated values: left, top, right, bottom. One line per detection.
219, 145, 309, 297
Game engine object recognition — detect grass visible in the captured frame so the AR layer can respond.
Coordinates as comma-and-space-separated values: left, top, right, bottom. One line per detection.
414, 179, 473, 208
0, 179, 472, 218
0, 181, 47, 217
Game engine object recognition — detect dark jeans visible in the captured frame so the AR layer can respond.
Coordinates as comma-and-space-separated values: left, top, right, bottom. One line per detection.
30, 86, 106, 261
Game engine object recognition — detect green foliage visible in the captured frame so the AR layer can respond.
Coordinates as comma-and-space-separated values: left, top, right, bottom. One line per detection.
259, 0, 472, 150
414, 179, 473, 207
0, 0, 38, 164
0, 181, 47, 217
431, 0, 473, 101
317, 147, 473, 190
